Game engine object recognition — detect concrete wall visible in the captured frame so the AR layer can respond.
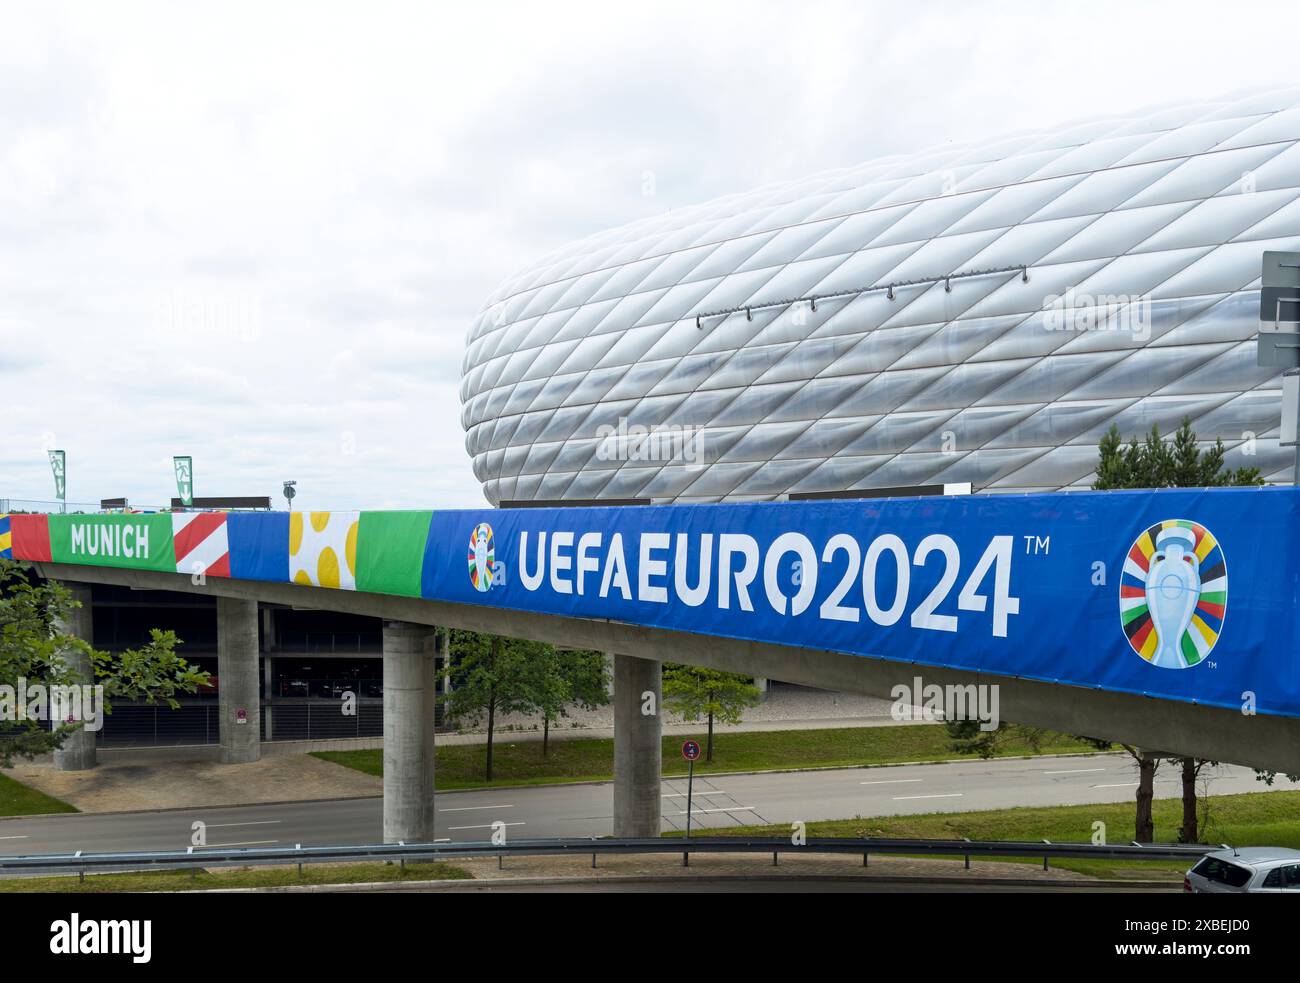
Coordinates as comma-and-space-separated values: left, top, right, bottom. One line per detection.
33, 562, 1300, 775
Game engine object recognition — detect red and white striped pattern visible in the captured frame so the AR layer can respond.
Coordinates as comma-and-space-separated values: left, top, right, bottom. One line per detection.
172, 512, 230, 578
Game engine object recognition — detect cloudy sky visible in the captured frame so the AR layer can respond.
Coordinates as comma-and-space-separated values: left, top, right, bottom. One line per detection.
2, 0, 1298, 511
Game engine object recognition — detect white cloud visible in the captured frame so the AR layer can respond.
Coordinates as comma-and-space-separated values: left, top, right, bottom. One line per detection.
1, 0, 1297, 511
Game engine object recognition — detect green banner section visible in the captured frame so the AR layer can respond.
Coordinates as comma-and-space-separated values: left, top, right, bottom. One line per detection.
356, 511, 432, 598
49, 514, 176, 572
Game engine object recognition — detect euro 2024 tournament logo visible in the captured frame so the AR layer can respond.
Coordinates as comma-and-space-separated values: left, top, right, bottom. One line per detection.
1120, 520, 1227, 669
468, 522, 495, 592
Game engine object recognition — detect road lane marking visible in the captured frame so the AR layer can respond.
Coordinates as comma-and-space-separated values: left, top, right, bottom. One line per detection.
197, 839, 279, 848
860, 778, 923, 785
675, 806, 759, 815
446, 821, 527, 831
1093, 782, 1139, 788
892, 793, 963, 801
439, 804, 515, 812
0, 835, 29, 840
662, 791, 726, 797
1043, 768, 1106, 775
203, 820, 282, 828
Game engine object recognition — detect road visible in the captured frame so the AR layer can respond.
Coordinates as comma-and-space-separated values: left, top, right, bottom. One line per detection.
0, 754, 1277, 857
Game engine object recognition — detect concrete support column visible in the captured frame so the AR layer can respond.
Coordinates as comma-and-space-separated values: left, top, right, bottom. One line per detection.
53, 583, 96, 771
753, 677, 769, 699
603, 651, 616, 698
217, 596, 261, 764
262, 654, 274, 739
383, 620, 436, 844
613, 653, 662, 838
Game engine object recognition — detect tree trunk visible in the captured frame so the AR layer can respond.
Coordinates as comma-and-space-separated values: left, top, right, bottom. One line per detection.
707, 709, 714, 762
1135, 754, 1157, 843
543, 715, 549, 758
1181, 757, 1198, 843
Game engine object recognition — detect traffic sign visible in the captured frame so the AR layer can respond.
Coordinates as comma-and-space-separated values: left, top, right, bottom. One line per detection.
681, 739, 701, 761
1258, 251, 1300, 367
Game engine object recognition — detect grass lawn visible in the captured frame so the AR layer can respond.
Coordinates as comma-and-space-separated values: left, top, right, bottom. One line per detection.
313, 724, 1104, 790
0, 861, 472, 893
0, 772, 77, 817
682, 789, 1300, 880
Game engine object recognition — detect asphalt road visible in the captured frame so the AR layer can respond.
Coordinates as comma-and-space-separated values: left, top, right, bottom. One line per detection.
0, 754, 1276, 858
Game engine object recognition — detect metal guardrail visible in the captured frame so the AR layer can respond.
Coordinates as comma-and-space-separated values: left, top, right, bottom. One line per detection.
0, 836, 1219, 878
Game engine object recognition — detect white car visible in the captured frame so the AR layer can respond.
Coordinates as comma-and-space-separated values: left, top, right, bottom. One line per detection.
1185, 848, 1300, 892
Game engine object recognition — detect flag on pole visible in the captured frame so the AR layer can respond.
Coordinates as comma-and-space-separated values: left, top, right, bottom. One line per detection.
173, 456, 194, 507
48, 450, 66, 503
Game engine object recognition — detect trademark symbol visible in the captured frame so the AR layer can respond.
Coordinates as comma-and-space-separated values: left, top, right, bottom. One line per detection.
1022, 534, 1050, 555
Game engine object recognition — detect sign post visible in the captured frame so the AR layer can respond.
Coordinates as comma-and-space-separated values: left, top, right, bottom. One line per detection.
173, 456, 194, 508
47, 450, 65, 513
1259, 251, 1300, 485
681, 739, 701, 842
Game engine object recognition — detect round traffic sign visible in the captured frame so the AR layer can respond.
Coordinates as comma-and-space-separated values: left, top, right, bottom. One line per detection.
681, 739, 701, 761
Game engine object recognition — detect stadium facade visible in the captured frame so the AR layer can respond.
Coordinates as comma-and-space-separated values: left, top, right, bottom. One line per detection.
461, 88, 1300, 504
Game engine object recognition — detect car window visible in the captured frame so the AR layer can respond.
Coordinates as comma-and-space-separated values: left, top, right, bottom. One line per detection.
1193, 857, 1253, 887
1284, 864, 1300, 890
1264, 868, 1283, 888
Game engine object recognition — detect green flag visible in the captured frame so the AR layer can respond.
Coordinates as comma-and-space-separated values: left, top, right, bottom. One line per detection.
47, 449, 66, 502
173, 456, 194, 507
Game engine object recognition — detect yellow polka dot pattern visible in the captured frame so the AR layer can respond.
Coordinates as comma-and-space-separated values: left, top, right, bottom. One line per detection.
287, 510, 360, 590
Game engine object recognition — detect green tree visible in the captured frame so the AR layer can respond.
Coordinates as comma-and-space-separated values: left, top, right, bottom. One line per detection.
662, 665, 761, 762
1092, 417, 1263, 842
1, 561, 209, 767
522, 648, 609, 756
441, 630, 539, 781
1093, 418, 1263, 491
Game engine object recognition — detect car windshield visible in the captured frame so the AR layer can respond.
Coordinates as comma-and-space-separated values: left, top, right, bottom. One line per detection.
1193, 857, 1253, 888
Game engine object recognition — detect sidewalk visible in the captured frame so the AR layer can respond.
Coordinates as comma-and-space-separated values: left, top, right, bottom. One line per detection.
439, 713, 930, 746
1, 752, 381, 813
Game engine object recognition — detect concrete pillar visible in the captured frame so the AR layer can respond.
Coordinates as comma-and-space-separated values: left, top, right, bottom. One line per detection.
603, 651, 616, 698
262, 654, 274, 739
217, 596, 261, 764
383, 620, 436, 843
753, 677, 769, 699
53, 583, 96, 771
613, 653, 662, 838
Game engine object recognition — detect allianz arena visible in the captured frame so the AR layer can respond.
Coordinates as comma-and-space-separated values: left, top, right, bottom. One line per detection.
461, 88, 1300, 504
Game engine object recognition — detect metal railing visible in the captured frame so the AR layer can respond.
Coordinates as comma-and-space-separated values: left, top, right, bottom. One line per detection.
0, 836, 1218, 879
273, 631, 379, 654
92, 700, 385, 746
0, 499, 113, 514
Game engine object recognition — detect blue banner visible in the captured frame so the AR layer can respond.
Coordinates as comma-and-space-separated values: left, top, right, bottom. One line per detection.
422, 487, 1300, 719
